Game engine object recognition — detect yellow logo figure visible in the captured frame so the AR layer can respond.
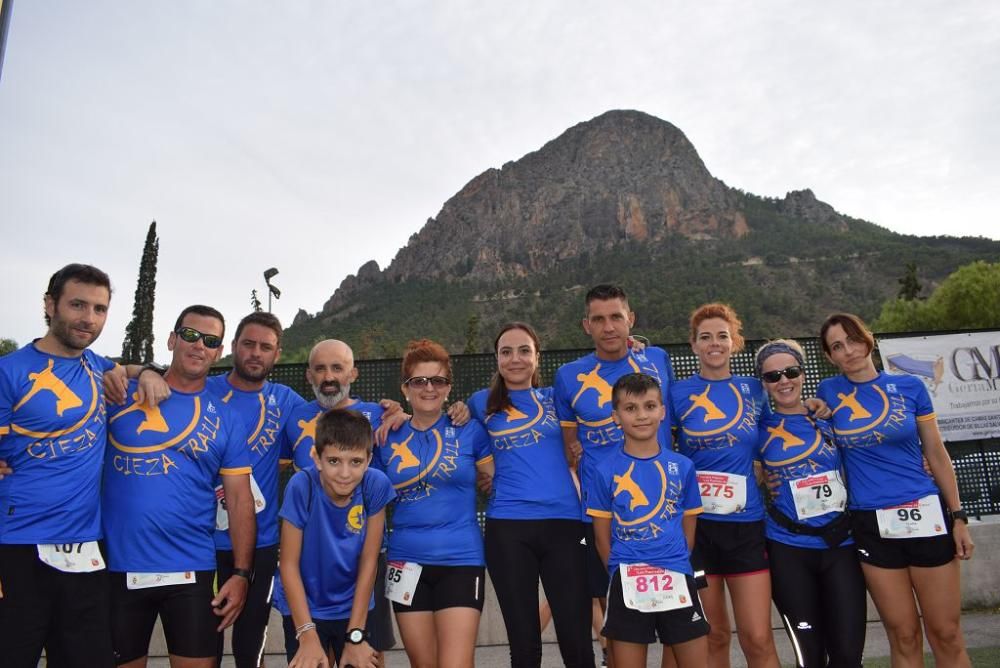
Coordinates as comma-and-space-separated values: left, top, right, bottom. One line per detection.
833, 389, 872, 421
764, 419, 805, 451
613, 462, 650, 511
292, 414, 320, 450
347, 504, 365, 531
389, 434, 421, 473
574, 366, 613, 407
15, 360, 83, 416
112, 393, 169, 434
504, 406, 529, 421
680, 386, 725, 422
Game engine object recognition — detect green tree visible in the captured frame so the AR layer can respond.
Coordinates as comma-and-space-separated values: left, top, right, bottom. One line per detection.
874, 261, 1000, 332
0, 338, 17, 356
250, 289, 263, 312
897, 261, 922, 300
464, 314, 480, 354
121, 221, 159, 364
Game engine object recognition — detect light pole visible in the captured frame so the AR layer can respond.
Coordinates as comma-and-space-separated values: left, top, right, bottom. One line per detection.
263, 267, 281, 313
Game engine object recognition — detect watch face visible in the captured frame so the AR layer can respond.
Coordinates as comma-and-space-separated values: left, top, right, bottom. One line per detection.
348, 629, 364, 643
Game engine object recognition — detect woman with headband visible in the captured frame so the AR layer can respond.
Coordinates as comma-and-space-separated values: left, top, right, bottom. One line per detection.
817, 314, 973, 666
755, 339, 865, 668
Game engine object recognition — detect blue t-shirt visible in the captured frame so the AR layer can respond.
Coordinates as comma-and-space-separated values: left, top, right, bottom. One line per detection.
279, 467, 395, 621
817, 372, 939, 510
102, 380, 251, 572
586, 445, 701, 575
371, 415, 492, 566
467, 387, 580, 521
669, 374, 768, 522
282, 399, 386, 472
757, 413, 851, 549
208, 375, 306, 550
0, 344, 114, 543
553, 348, 674, 520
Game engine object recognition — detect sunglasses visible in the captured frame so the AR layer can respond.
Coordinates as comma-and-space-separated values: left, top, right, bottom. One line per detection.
174, 326, 224, 349
761, 365, 804, 384
404, 375, 451, 389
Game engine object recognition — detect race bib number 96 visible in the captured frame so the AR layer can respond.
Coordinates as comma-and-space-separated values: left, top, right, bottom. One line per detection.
876, 494, 947, 539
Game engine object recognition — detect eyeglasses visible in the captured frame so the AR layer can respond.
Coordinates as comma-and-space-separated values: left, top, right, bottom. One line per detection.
403, 376, 451, 389
761, 365, 804, 383
174, 327, 224, 349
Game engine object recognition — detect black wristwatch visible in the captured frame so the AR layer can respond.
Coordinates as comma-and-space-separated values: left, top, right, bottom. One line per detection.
232, 567, 254, 583
345, 627, 368, 645
140, 362, 167, 376
951, 508, 969, 524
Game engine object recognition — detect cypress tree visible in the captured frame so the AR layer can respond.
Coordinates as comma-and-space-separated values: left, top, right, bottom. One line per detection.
121, 221, 159, 364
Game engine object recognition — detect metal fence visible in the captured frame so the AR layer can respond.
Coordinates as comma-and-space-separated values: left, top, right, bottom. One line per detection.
223, 335, 1000, 518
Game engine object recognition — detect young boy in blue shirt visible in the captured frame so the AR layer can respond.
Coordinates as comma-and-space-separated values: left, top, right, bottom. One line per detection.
279, 409, 395, 668
587, 373, 708, 668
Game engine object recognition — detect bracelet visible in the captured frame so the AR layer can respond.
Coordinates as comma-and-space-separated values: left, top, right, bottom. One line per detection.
295, 622, 317, 640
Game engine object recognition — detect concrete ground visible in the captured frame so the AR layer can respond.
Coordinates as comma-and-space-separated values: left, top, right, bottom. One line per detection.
159, 609, 999, 667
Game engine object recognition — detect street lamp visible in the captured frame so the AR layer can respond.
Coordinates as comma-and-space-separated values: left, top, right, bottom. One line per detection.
263, 267, 281, 312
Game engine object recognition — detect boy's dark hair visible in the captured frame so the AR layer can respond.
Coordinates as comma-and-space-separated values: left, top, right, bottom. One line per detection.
584, 284, 629, 314
173, 305, 226, 337
314, 409, 374, 456
232, 311, 283, 346
44, 263, 112, 325
612, 373, 662, 409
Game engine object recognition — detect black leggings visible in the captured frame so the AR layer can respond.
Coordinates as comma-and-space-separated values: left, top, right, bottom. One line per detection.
768, 540, 866, 668
485, 518, 595, 668
216, 544, 279, 668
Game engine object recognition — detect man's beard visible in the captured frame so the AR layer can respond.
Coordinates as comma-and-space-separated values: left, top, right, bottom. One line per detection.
313, 380, 350, 409
233, 358, 271, 383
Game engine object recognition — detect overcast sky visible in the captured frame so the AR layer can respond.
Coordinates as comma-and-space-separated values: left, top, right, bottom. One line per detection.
1, 1, 997, 361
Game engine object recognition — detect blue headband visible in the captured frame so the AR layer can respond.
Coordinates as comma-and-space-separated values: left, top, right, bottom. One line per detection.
755, 342, 805, 377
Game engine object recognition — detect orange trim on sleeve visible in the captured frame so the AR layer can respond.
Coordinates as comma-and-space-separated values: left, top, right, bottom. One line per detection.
476, 454, 495, 466
684, 507, 704, 516
220, 466, 252, 476
0, 425, 9, 437
916, 413, 936, 422
278, 458, 293, 465
586, 509, 612, 519
560, 420, 577, 428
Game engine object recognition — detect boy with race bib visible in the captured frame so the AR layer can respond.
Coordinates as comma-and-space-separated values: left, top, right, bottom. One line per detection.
278, 409, 394, 668
587, 373, 708, 668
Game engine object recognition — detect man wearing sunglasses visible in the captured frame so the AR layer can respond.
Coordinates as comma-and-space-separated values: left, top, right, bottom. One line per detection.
102, 305, 256, 668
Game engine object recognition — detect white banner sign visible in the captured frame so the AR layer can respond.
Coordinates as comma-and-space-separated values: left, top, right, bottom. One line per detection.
878, 331, 1000, 441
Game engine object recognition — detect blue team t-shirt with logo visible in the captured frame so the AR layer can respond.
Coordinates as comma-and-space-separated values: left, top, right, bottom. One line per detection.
553, 348, 674, 519
670, 374, 768, 522
279, 467, 395, 621
757, 412, 852, 549
208, 374, 306, 550
817, 372, 938, 510
281, 399, 385, 472
468, 386, 580, 521
586, 445, 702, 575
0, 344, 114, 543
102, 380, 251, 572
371, 415, 492, 566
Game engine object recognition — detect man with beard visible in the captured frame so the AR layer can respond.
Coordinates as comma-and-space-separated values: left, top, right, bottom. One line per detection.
205, 312, 306, 668
0, 263, 117, 667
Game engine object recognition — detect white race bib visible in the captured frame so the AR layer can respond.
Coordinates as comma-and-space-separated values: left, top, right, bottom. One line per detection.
126, 571, 196, 590
789, 469, 847, 520
215, 475, 266, 530
384, 561, 422, 606
696, 471, 747, 515
618, 563, 692, 612
36, 541, 105, 573
876, 494, 947, 539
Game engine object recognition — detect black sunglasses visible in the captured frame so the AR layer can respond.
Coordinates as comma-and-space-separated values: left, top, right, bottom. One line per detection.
404, 375, 451, 389
761, 365, 804, 383
174, 326, 224, 349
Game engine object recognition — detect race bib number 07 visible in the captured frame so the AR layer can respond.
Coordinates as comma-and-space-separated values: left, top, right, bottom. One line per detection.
876, 494, 947, 539
385, 561, 422, 606
697, 471, 747, 515
618, 563, 692, 612
37, 541, 105, 573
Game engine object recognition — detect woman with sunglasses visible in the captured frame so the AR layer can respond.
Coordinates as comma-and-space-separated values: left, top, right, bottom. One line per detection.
466, 322, 594, 668
371, 339, 494, 668
669, 303, 780, 668
816, 314, 974, 666
754, 339, 865, 668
